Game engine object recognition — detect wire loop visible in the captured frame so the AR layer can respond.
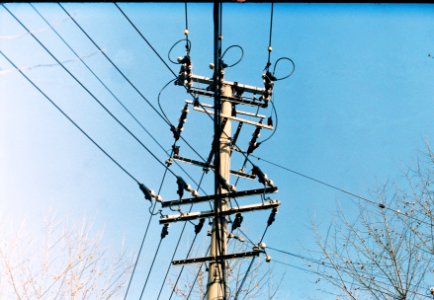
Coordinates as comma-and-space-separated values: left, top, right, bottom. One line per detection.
272, 56, 295, 81
168, 38, 192, 64
221, 44, 244, 68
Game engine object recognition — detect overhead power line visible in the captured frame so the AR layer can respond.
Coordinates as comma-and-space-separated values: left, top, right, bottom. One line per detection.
0, 49, 138, 184
249, 154, 432, 226
2, 4, 180, 179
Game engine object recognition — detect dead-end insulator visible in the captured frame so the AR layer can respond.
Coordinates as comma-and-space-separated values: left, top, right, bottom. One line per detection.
252, 165, 275, 188
176, 176, 199, 200
231, 212, 244, 231
218, 174, 236, 192
247, 122, 262, 155
161, 223, 169, 239
267, 207, 278, 226
138, 183, 161, 202
177, 103, 189, 133
194, 218, 205, 234
260, 70, 277, 106
170, 125, 180, 141
175, 55, 192, 88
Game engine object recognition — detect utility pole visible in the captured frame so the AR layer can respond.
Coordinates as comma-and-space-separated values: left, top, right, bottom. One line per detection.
158, 2, 280, 299
208, 3, 228, 299
208, 84, 232, 299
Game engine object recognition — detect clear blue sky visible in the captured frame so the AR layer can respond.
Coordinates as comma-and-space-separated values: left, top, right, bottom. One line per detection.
1, 3, 433, 299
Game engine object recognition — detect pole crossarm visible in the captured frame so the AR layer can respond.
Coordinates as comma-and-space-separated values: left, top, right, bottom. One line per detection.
160, 186, 278, 208
160, 200, 280, 224
172, 155, 256, 179
172, 250, 263, 266
189, 87, 267, 108
186, 100, 266, 120
192, 106, 273, 130
191, 74, 265, 94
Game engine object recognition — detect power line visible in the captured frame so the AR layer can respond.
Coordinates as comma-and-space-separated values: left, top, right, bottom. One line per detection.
2, 4, 179, 179
269, 246, 432, 299
30, 3, 174, 174
123, 160, 173, 300
168, 232, 199, 300
31, 3, 211, 197
265, 3, 274, 71
59, 2, 209, 168
112, 2, 260, 173
249, 154, 433, 227
272, 259, 431, 299
156, 172, 207, 300
29, 3, 175, 177
28, 8, 214, 297
113, 2, 178, 79
0, 49, 138, 184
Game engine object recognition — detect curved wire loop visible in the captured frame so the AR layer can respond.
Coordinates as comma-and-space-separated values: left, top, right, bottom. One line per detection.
149, 201, 160, 216
168, 38, 192, 64
221, 44, 244, 68
157, 78, 176, 124
272, 56, 295, 81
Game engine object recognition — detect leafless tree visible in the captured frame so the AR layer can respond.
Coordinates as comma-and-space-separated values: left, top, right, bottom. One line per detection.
313, 150, 433, 299
0, 216, 131, 300
173, 238, 284, 299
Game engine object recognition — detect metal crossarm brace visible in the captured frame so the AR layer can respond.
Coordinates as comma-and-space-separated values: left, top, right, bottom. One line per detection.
161, 186, 278, 208
172, 250, 262, 265
173, 155, 256, 180
160, 200, 280, 224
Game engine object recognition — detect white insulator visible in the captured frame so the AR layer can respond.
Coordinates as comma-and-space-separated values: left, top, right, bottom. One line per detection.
268, 46, 272, 52
191, 190, 199, 197
259, 242, 267, 249
184, 29, 189, 35
265, 255, 272, 263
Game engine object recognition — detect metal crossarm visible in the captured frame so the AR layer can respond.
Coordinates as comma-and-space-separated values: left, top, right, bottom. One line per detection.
160, 200, 280, 224
191, 74, 265, 94
173, 155, 256, 179
189, 87, 267, 108
186, 100, 266, 120
161, 186, 278, 208
192, 106, 273, 130
172, 250, 262, 265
